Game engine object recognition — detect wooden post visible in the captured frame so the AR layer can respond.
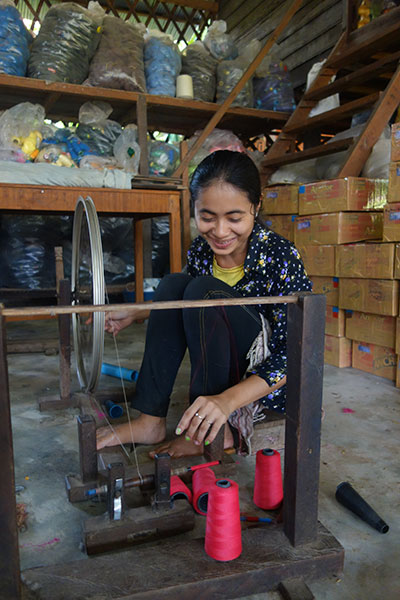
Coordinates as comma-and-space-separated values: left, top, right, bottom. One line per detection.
78, 414, 98, 484
137, 93, 152, 279
283, 292, 326, 546
0, 308, 21, 599
58, 279, 71, 404
179, 139, 191, 261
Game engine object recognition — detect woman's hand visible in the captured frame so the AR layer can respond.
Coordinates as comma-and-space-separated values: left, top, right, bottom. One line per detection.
104, 310, 135, 334
175, 394, 231, 447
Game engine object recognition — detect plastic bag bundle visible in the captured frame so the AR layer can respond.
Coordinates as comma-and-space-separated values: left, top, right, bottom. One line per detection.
0, 0, 32, 76
203, 20, 238, 61
216, 58, 253, 107
113, 126, 141, 174
253, 66, 296, 112
87, 16, 146, 92
27, 2, 104, 83
76, 101, 123, 156
144, 32, 182, 97
40, 128, 94, 164
0, 102, 45, 160
181, 42, 217, 102
148, 140, 179, 176
187, 127, 245, 173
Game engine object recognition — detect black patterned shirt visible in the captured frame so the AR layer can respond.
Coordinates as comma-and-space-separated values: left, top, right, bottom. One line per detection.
186, 223, 312, 412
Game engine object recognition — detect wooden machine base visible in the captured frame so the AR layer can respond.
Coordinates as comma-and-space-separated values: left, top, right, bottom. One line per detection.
22, 522, 344, 599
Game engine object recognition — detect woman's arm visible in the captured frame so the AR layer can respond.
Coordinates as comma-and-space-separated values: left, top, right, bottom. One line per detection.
175, 373, 286, 446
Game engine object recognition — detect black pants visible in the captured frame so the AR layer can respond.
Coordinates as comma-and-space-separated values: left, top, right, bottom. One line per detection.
132, 273, 262, 417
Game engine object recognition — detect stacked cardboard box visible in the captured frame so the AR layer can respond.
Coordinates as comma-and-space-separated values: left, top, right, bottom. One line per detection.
262, 184, 299, 242
295, 176, 388, 369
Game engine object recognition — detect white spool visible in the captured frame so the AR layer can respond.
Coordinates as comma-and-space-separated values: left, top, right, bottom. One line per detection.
176, 74, 194, 100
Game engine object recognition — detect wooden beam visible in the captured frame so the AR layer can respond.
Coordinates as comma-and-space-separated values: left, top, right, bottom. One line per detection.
173, 0, 303, 177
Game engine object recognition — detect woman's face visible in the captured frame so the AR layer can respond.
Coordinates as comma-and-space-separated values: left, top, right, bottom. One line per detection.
194, 181, 259, 267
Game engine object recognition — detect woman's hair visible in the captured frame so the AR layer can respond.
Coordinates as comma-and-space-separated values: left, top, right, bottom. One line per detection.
190, 150, 262, 216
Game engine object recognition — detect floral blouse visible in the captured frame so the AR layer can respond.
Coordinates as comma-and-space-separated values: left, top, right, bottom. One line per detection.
186, 222, 312, 413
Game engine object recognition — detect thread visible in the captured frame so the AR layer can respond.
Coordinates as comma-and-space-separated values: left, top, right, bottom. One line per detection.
253, 448, 283, 510
205, 479, 242, 561
170, 475, 193, 504
192, 467, 216, 515
176, 74, 194, 99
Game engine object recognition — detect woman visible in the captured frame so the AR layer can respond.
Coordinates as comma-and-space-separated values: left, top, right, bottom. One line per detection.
96, 150, 312, 457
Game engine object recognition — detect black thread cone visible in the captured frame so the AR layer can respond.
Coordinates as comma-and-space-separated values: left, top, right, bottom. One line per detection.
335, 482, 389, 534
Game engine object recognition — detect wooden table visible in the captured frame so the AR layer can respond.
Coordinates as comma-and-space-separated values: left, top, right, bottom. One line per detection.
0, 183, 182, 304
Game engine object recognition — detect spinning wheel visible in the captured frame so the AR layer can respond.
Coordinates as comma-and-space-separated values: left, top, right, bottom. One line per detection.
71, 196, 105, 392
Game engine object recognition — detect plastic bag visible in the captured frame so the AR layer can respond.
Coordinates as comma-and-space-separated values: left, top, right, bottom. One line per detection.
40, 127, 94, 164
35, 144, 77, 167
306, 59, 339, 117
216, 57, 253, 107
362, 126, 391, 179
144, 31, 182, 97
76, 101, 123, 156
0, 0, 32, 76
203, 20, 238, 60
0, 102, 45, 160
148, 140, 180, 176
27, 1, 104, 83
253, 49, 296, 112
87, 16, 146, 92
181, 41, 217, 102
113, 126, 140, 174
187, 127, 246, 173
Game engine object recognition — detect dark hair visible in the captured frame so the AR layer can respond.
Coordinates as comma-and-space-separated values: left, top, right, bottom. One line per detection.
190, 150, 262, 216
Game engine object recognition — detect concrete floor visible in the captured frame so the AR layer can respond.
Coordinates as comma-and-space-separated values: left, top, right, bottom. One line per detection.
5, 319, 400, 599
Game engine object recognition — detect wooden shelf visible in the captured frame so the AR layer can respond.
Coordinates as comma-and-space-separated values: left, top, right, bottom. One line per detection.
0, 74, 290, 140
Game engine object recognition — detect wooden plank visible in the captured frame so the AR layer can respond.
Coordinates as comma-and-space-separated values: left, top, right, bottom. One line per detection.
179, 140, 191, 261
262, 137, 354, 168
0, 311, 21, 600
338, 64, 400, 177
278, 578, 315, 600
21, 522, 344, 599
6, 339, 58, 353
173, 0, 303, 177
284, 293, 326, 546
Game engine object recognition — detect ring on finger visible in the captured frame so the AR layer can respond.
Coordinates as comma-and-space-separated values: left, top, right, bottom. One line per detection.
206, 419, 213, 426
195, 412, 204, 420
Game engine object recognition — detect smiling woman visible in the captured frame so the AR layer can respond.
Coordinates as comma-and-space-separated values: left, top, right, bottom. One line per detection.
96, 150, 312, 457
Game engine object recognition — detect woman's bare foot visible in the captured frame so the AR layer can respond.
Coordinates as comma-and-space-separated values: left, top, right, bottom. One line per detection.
96, 414, 166, 450
149, 423, 234, 459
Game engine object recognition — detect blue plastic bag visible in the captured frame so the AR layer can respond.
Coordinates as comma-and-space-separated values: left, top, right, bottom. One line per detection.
144, 34, 181, 97
0, 2, 32, 76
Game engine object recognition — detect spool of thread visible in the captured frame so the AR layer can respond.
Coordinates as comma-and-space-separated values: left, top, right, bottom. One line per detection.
205, 479, 242, 562
253, 448, 283, 510
192, 467, 216, 515
336, 482, 389, 534
170, 475, 193, 504
104, 400, 123, 419
101, 362, 139, 383
176, 74, 194, 100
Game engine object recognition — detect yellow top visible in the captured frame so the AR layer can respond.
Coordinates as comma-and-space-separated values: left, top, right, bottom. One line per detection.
213, 256, 244, 287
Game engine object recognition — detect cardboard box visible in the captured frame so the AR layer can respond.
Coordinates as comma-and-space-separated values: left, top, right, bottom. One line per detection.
297, 245, 336, 276
325, 305, 346, 337
395, 244, 400, 278
391, 122, 400, 162
335, 243, 395, 279
263, 214, 295, 242
346, 311, 396, 348
339, 278, 399, 316
352, 341, 396, 381
298, 177, 387, 215
262, 184, 299, 214
294, 212, 383, 246
383, 202, 400, 241
396, 318, 400, 355
311, 276, 339, 305
324, 335, 352, 368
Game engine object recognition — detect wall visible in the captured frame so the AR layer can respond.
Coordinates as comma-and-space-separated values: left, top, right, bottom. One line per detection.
218, 0, 345, 96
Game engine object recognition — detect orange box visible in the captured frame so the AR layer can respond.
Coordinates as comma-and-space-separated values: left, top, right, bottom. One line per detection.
339, 278, 399, 316
335, 243, 395, 279
383, 202, 400, 241
311, 276, 339, 305
324, 335, 352, 368
346, 311, 396, 348
352, 341, 396, 381
294, 212, 383, 246
298, 177, 387, 215
262, 184, 299, 214
297, 245, 336, 276
263, 214, 295, 242
391, 122, 400, 161
325, 305, 345, 337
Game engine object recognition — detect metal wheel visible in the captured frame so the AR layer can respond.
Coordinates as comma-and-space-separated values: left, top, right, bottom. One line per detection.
71, 196, 105, 392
